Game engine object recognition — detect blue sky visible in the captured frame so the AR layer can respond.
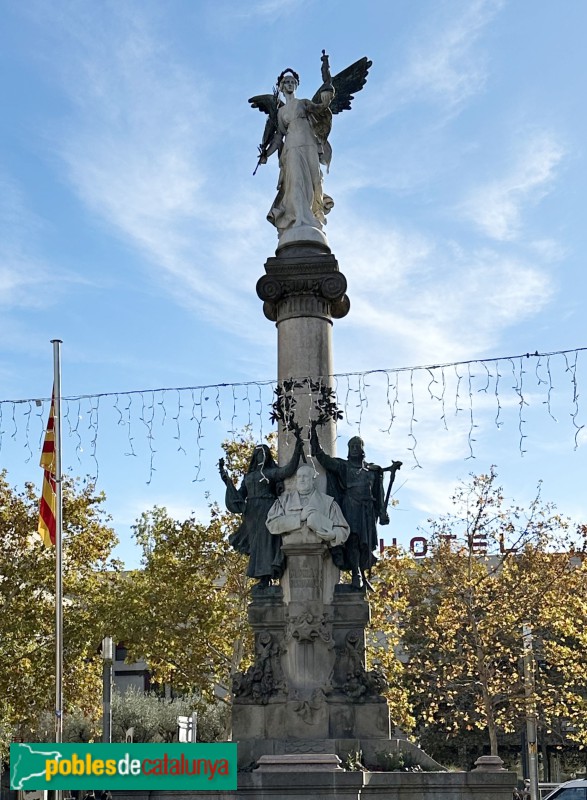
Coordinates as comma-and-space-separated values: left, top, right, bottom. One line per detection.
1, 0, 586, 566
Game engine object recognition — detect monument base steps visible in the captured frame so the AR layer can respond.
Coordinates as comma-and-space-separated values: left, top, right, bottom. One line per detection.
111, 765, 517, 800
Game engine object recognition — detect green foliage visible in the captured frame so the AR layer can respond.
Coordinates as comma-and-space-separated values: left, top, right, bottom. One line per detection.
368, 547, 415, 733
374, 750, 424, 772
112, 506, 244, 699
111, 688, 228, 743
0, 700, 13, 766
0, 470, 121, 749
388, 468, 587, 760
33, 707, 98, 743
342, 749, 366, 771
112, 430, 274, 704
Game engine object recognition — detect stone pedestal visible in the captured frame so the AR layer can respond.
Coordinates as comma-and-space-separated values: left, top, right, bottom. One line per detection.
232, 520, 394, 769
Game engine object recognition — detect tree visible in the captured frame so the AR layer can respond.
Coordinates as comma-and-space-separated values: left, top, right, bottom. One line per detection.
33, 706, 98, 744
0, 700, 13, 768
113, 430, 267, 707
368, 548, 415, 734
112, 504, 245, 701
372, 469, 587, 764
110, 687, 228, 743
0, 470, 121, 747
532, 538, 587, 750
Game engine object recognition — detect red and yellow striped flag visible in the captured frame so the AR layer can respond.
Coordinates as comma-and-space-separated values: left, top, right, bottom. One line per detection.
38, 394, 57, 547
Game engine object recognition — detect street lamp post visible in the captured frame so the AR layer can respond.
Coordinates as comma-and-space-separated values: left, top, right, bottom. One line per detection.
102, 637, 114, 743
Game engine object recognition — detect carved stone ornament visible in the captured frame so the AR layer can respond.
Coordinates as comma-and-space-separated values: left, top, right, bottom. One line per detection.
291, 688, 327, 724
232, 630, 286, 704
331, 630, 388, 702
283, 739, 330, 754
286, 610, 332, 645
257, 252, 350, 323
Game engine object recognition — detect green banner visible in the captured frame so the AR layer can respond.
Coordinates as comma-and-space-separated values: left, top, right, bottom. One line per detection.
10, 743, 237, 791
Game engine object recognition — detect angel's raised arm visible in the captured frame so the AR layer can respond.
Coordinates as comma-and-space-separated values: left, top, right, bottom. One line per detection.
312, 56, 372, 115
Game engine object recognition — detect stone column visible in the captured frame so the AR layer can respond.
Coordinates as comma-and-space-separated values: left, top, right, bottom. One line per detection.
256, 243, 350, 476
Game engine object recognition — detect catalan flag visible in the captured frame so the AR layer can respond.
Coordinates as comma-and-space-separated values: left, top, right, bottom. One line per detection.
38, 393, 57, 546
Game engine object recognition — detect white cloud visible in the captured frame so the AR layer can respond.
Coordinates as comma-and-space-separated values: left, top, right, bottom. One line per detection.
55, 27, 210, 250
334, 222, 432, 291
0, 171, 40, 236
333, 216, 553, 367
0, 169, 83, 314
459, 132, 566, 240
0, 265, 45, 308
368, 0, 505, 120
529, 238, 567, 263
27, 4, 279, 346
14, 3, 331, 360
11, 4, 560, 366
0, 173, 42, 304
26, 1, 552, 366
400, 0, 503, 104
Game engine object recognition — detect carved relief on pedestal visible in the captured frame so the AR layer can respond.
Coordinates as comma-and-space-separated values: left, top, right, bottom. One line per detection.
232, 630, 286, 705
291, 688, 327, 724
286, 609, 332, 645
285, 611, 332, 644
283, 739, 329, 754
331, 630, 388, 702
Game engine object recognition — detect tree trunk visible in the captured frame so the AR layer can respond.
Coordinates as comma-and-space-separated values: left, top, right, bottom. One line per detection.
541, 736, 549, 782
470, 608, 499, 757
481, 676, 499, 756
470, 635, 500, 756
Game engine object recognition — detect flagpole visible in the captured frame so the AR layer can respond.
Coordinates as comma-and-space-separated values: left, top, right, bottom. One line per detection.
52, 339, 63, 747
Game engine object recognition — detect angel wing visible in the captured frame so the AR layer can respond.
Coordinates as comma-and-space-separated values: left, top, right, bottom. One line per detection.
248, 91, 283, 152
311, 56, 372, 115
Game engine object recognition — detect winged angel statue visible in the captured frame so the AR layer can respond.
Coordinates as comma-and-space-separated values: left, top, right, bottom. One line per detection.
249, 52, 372, 248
